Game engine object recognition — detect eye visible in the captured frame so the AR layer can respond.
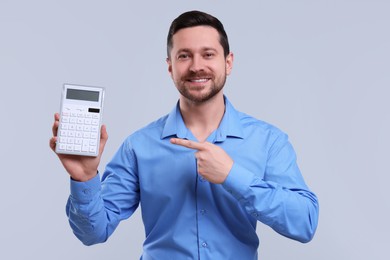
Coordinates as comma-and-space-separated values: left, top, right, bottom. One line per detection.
204, 52, 215, 59
177, 53, 190, 60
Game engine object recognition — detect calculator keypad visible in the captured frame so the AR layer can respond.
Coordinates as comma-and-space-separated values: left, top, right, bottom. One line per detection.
57, 110, 100, 156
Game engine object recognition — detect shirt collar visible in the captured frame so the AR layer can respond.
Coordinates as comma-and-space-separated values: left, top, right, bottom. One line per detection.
161, 96, 244, 141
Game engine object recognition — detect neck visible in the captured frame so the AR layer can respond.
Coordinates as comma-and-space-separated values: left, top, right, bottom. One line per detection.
179, 93, 225, 142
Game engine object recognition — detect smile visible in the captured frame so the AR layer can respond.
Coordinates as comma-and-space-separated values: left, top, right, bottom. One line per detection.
188, 78, 210, 83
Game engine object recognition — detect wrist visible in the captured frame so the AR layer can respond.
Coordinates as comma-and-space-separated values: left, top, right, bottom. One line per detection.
70, 171, 98, 182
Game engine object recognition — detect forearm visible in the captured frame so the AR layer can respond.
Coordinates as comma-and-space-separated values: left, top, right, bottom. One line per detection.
223, 163, 319, 243
247, 179, 318, 243
65, 174, 116, 245
65, 141, 141, 245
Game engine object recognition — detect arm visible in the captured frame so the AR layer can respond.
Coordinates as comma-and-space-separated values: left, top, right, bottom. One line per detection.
223, 133, 319, 243
65, 141, 140, 245
50, 113, 139, 245
170, 134, 319, 243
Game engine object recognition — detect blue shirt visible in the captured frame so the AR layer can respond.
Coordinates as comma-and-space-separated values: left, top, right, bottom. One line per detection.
67, 96, 319, 259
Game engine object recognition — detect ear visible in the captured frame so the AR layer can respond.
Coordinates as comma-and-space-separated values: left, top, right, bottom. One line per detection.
166, 57, 173, 77
225, 52, 234, 76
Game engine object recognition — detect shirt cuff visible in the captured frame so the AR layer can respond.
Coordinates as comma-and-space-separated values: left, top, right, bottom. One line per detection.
222, 162, 256, 200
70, 173, 101, 202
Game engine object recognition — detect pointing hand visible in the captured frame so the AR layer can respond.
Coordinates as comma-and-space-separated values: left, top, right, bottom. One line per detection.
170, 138, 233, 184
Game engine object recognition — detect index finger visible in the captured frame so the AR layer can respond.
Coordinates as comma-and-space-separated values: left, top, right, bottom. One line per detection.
170, 138, 205, 151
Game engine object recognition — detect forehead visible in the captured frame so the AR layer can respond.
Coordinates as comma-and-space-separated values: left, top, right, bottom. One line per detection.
171, 26, 222, 52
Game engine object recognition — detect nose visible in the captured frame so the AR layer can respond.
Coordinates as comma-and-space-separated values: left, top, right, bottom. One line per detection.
189, 55, 204, 73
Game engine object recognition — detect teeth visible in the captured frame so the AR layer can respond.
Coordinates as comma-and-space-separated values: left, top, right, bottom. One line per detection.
191, 79, 208, 83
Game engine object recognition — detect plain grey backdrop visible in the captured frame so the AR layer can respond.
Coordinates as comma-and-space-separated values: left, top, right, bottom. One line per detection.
1, 0, 389, 259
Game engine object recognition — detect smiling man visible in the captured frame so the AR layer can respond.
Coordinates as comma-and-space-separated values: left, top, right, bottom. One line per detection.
168, 25, 232, 104
50, 10, 319, 259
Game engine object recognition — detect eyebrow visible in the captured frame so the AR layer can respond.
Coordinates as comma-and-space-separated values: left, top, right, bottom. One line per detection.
176, 48, 191, 54
176, 47, 218, 54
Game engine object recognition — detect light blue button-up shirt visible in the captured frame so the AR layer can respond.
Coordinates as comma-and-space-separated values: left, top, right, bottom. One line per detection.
67, 96, 319, 259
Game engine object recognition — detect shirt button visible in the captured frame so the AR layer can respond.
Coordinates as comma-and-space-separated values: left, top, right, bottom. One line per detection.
200, 209, 206, 215
252, 212, 258, 217
201, 242, 208, 248
83, 188, 91, 195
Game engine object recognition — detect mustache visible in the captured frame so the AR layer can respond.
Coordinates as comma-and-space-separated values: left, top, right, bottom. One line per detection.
183, 71, 213, 79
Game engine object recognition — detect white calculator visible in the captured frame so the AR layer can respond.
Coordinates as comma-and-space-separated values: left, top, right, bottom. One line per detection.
56, 84, 105, 157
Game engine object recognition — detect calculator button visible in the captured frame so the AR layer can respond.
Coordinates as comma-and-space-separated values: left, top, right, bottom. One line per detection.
74, 145, 82, 152
61, 124, 69, 130
85, 118, 92, 125
91, 126, 98, 132
92, 119, 99, 126
70, 118, 77, 124
76, 132, 83, 138
58, 143, 66, 150
90, 132, 97, 139
89, 146, 97, 153
62, 117, 70, 123
82, 145, 89, 152
83, 125, 91, 132
66, 144, 74, 151
92, 114, 99, 119
67, 138, 75, 144
60, 130, 67, 136
89, 140, 97, 146
83, 132, 91, 138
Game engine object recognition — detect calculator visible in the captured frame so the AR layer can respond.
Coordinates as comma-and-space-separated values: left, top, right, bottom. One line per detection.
56, 84, 105, 157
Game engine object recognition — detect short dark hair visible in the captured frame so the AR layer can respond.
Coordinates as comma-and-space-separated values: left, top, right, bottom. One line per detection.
167, 10, 230, 58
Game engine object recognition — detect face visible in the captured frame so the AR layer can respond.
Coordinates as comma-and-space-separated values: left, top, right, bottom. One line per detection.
167, 26, 233, 104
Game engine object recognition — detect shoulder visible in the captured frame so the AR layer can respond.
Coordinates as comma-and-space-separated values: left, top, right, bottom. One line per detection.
225, 96, 286, 140
237, 110, 286, 138
236, 111, 294, 159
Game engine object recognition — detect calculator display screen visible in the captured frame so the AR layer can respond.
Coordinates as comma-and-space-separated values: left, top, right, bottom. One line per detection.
66, 88, 100, 102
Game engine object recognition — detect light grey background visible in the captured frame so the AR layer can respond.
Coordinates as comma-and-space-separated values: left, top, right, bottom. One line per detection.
1, 0, 389, 259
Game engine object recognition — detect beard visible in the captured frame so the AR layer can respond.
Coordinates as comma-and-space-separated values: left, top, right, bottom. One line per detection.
175, 70, 227, 103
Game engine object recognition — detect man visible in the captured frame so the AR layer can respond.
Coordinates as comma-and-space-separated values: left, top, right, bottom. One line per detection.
50, 10, 319, 259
